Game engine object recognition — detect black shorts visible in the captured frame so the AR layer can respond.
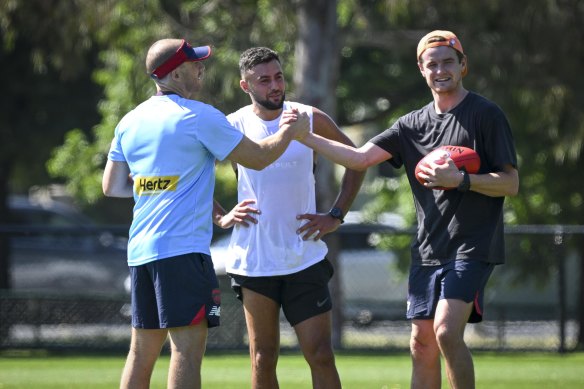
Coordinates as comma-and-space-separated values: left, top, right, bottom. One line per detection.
407, 260, 495, 323
130, 253, 221, 329
228, 259, 334, 326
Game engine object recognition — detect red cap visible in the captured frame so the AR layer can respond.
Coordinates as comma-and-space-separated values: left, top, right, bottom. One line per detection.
151, 39, 212, 79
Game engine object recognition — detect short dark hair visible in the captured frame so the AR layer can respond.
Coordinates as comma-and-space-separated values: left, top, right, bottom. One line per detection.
239, 47, 281, 76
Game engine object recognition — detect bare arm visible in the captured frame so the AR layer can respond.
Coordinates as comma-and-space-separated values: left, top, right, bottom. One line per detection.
296, 108, 369, 240
468, 164, 519, 197
314, 107, 366, 212
226, 111, 309, 170
419, 160, 519, 197
300, 132, 392, 171
102, 160, 133, 197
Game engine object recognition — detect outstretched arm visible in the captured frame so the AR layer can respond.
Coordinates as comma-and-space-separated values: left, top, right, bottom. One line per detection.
300, 132, 392, 171
226, 110, 309, 170
296, 108, 387, 240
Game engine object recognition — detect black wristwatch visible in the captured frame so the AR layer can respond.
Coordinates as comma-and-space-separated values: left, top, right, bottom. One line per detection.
457, 169, 471, 192
328, 207, 345, 224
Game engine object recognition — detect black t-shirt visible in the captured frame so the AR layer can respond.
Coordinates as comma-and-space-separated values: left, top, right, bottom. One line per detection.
370, 91, 517, 265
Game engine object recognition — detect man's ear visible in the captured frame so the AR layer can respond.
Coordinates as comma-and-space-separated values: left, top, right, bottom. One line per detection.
417, 61, 425, 77
240, 79, 249, 93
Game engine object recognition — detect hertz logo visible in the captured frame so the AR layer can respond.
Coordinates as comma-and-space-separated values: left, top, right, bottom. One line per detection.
135, 176, 179, 195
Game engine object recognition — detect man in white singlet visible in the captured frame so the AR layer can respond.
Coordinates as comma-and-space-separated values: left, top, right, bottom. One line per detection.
213, 47, 365, 389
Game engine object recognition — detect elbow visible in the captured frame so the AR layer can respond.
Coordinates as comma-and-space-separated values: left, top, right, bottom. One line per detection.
102, 182, 111, 197
507, 171, 520, 196
254, 161, 269, 171
102, 183, 124, 197
498, 180, 519, 197
103, 187, 114, 197
350, 161, 369, 171
243, 155, 272, 171
244, 160, 267, 171
349, 155, 373, 171
507, 182, 519, 197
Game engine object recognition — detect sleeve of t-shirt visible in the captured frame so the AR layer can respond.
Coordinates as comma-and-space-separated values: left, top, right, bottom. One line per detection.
479, 104, 518, 172
198, 106, 245, 161
369, 123, 403, 169
107, 119, 128, 163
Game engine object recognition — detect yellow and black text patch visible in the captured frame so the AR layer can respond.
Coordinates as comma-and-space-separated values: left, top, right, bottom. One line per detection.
134, 176, 179, 195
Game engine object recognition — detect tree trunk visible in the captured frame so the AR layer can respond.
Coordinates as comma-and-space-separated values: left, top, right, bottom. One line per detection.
578, 249, 584, 349
293, 0, 343, 349
0, 159, 12, 289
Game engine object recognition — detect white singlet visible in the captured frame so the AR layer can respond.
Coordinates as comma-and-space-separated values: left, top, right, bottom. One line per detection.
225, 101, 328, 276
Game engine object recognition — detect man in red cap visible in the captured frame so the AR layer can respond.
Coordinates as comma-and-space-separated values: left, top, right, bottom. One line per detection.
299, 30, 519, 389
103, 38, 309, 389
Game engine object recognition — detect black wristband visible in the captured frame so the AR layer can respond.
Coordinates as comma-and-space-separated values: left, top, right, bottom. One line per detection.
328, 207, 345, 224
457, 170, 470, 192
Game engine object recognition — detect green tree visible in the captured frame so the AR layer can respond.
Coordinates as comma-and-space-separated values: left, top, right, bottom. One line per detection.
0, 0, 108, 288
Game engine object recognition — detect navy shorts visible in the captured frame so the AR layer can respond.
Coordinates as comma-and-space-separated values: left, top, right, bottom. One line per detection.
407, 260, 495, 323
228, 259, 334, 327
129, 253, 220, 329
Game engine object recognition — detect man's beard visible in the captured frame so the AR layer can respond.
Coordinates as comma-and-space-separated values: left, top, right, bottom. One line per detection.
255, 92, 285, 111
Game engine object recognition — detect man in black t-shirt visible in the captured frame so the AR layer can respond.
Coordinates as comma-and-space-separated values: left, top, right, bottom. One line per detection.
300, 30, 518, 389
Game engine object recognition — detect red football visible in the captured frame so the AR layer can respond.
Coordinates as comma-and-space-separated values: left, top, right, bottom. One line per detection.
415, 145, 480, 189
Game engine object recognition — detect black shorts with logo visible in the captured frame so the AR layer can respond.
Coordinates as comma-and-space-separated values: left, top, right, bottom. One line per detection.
228, 259, 334, 326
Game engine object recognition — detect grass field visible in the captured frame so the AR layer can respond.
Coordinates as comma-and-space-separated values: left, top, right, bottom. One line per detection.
1, 350, 583, 388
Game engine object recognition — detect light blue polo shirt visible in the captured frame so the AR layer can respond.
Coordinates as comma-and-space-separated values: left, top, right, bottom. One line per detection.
108, 94, 243, 266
